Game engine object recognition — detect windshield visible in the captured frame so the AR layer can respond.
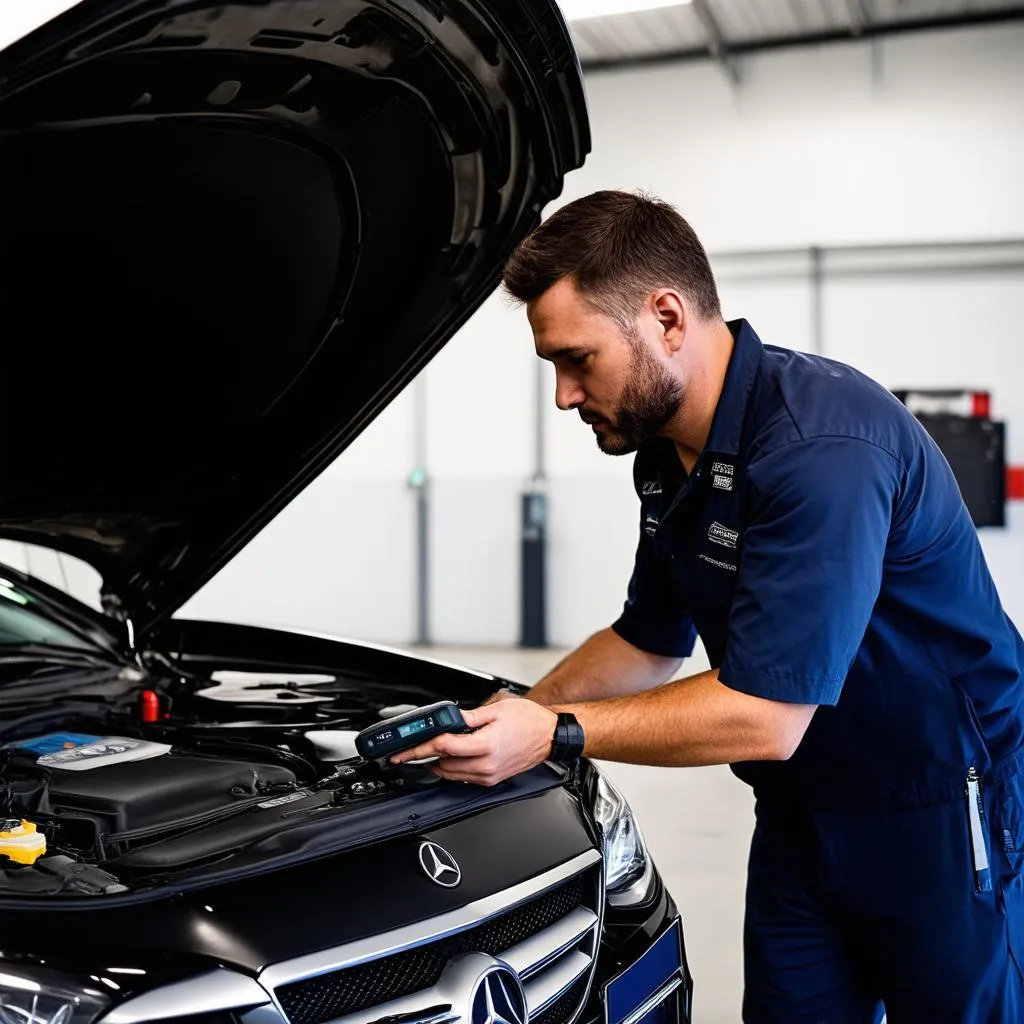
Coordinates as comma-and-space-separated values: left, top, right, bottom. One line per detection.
0, 578, 92, 648
0, 541, 102, 610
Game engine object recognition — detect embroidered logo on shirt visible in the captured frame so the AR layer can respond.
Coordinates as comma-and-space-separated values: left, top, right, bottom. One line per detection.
644, 512, 660, 537
708, 521, 740, 549
711, 460, 734, 491
642, 480, 662, 496
699, 553, 738, 572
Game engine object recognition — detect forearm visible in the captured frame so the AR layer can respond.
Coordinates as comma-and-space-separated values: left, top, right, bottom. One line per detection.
557, 668, 815, 767
526, 627, 682, 706
390, 667, 817, 785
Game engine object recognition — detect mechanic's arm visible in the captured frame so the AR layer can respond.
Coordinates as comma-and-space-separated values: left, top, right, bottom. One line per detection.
393, 438, 898, 786
523, 627, 682, 706
392, 667, 814, 782
556, 668, 815, 764
390, 672, 814, 782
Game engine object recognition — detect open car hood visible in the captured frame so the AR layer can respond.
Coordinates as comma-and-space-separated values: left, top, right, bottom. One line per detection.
0, 0, 589, 633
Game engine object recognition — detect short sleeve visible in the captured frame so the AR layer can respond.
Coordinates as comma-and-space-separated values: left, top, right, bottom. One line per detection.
718, 437, 899, 706
612, 515, 698, 660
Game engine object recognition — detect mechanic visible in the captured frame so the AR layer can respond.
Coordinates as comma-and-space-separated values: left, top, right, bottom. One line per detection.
391, 190, 1024, 1022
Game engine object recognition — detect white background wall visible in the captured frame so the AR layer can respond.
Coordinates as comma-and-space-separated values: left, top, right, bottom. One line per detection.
20, 22, 1018, 649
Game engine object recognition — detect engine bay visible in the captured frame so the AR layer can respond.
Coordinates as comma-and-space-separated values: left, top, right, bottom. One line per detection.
0, 656, 485, 896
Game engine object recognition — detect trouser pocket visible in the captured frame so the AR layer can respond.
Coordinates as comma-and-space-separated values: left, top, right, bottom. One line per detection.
965, 767, 992, 893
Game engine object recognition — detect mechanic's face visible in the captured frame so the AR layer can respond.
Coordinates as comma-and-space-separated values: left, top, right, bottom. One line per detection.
529, 278, 684, 456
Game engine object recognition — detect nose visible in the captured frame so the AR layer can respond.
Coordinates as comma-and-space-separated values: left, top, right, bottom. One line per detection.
555, 371, 584, 412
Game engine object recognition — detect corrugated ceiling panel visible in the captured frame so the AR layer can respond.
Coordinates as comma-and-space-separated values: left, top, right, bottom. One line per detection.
569, 18, 632, 61
726, 0, 864, 40
711, 0, 766, 39
646, 4, 706, 47
795, 0, 845, 32
572, 0, 1024, 64
569, 4, 705, 60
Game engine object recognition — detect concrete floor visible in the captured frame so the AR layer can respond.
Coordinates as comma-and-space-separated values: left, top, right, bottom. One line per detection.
420, 645, 755, 1024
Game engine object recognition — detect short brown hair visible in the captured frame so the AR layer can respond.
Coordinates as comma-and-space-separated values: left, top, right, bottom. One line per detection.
503, 190, 721, 327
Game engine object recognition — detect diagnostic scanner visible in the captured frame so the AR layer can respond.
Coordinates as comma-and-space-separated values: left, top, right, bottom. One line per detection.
355, 700, 469, 761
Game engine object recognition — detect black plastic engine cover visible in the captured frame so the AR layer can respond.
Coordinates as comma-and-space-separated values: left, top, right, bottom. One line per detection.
46, 754, 297, 836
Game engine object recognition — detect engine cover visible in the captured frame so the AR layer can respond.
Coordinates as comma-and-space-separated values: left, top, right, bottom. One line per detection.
10, 733, 297, 839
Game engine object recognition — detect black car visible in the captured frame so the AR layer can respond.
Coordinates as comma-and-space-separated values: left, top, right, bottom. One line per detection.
0, 2, 693, 1022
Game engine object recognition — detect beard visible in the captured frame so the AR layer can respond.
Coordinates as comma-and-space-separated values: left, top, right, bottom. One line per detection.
590, 340, 684, 456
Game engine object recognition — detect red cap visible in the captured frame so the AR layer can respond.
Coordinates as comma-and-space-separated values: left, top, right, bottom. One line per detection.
140, 690, 160, 723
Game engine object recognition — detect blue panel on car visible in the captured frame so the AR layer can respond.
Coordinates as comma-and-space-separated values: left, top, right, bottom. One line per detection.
605, 918, 683, 1024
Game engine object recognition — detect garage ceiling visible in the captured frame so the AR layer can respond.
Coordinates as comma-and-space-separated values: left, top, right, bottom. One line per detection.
565, 0, 1024, 72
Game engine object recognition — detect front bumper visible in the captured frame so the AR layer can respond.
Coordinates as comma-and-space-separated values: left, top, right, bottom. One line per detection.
586, 876, 692, 1024
85, 855, 691, 1024
597, 918, 690, 1024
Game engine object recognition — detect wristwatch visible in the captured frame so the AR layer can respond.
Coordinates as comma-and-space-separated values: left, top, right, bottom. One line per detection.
549, 712, 585, 764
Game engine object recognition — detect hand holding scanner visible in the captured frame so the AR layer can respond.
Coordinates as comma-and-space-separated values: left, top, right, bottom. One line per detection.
355, 700, 469, 760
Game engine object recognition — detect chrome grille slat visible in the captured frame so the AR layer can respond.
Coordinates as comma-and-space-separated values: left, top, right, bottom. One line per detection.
523, 950, 592, 1016
502, 906, 598, 978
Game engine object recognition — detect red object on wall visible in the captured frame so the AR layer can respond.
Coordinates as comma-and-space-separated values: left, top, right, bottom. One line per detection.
1008, 467, 1024, 501
972, 392, 991, 418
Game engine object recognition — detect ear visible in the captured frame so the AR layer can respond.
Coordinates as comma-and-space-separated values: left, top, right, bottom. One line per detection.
650, 289, 686, 354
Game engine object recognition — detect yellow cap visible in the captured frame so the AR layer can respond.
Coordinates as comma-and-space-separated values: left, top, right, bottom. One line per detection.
0, 819, 47, 865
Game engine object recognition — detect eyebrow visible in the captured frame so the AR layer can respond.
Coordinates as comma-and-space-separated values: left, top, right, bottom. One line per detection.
540, 345, 588, 362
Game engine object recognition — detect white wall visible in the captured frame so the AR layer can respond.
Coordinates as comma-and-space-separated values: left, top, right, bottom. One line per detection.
175, 23, 1024, 647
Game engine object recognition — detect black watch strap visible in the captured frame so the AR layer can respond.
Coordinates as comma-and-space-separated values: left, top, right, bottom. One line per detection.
549, 712, 585, 764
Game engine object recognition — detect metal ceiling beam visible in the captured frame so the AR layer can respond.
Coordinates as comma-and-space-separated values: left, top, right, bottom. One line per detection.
690, 0, 740, 84
580, 7, 1024, 73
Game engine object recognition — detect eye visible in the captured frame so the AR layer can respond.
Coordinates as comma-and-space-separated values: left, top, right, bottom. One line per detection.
569, 352, 591, 368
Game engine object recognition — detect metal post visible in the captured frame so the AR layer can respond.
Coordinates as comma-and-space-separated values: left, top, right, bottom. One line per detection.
410, 378, 430, 646
520, 359, 548, 648
810, 245, 824, 357
535, 358, 546, 480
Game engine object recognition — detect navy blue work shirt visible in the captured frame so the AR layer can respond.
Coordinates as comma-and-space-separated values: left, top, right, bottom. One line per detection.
613, 320, 1024, 811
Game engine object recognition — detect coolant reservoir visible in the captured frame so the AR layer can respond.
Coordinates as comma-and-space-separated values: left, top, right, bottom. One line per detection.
0, 819, 46, 864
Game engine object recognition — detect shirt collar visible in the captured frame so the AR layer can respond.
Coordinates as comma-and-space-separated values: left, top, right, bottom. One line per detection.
703, 318, 764, 458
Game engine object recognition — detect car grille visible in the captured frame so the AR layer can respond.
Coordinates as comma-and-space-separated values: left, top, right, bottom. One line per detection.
277, 875, 586, 1024
531, 974, 591, 1024
273, 858, 602, 1024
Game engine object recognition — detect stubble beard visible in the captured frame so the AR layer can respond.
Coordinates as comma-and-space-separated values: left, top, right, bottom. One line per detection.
594, 340, 684, 456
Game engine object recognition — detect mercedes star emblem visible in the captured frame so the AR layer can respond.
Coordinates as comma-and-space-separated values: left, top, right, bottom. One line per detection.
471, 962, 528, 1024
434, 954, 529, 1024
418, 841, 462, 888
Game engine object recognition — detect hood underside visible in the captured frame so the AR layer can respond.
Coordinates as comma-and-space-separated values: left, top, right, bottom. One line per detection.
0, 0, 589, 631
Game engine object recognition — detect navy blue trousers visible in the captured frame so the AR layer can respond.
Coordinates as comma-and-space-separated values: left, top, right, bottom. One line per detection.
743, 767, 1024, 1022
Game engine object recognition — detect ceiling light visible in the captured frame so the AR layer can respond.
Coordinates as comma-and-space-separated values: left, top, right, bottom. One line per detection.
559, 0, 690, 21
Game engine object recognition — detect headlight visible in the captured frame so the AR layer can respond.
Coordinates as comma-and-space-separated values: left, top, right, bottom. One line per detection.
0, 966, 109, 1024
592, 770, 654, 906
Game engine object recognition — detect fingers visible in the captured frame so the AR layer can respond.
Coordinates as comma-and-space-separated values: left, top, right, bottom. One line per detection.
389, 728, 491, 764
391, 702, 507, 763
461, 703, 504, 729
431, 755, 506, 787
